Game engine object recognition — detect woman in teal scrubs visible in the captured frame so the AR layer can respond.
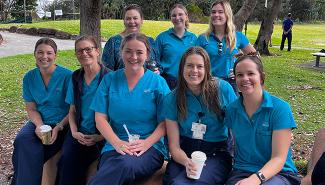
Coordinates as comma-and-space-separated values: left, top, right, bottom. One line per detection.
102, 4, 160, 73
225, 55, 300, 185
156, 4, 197, 89
87, 33, 170, 185
196, 0, 255, 91
57, 36, 110, 185
163, 46, 236, 185
11, 38, 71, 185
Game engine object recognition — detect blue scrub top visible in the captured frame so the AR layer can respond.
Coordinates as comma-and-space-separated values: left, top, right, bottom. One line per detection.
102, 34, 160, 71
65, 73, 100, 134
23, 65, 72, 125
283, 18, 293, 32
156, 28, 197, 79
224, 90, 298, 173
90, 69, 170, 156
163, 79, 236, 142
196, 32, 249, 78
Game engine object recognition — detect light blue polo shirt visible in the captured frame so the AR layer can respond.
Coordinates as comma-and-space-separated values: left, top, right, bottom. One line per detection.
90, 69, 170, 157
163, 79, 236, 142
196, 32, 249, 78
65, 73, 100, 134
102, 34, 159, 71
23, 65, 72, 125
225, 90, 298, 173
156, 28, 197, 79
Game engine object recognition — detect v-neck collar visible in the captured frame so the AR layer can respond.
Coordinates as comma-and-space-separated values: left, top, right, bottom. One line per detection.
38, 65, 59, 91
122, 69, 148, 93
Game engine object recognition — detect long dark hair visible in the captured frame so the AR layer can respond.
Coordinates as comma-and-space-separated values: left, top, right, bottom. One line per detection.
176, 46, 223, 121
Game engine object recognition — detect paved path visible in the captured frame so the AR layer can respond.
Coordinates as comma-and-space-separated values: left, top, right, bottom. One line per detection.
0, 31, 76, 58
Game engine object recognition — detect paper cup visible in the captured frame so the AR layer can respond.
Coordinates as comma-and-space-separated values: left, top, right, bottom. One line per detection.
128, 134, 140, 143
40, 125, 52, 145
187, 151, 207, 179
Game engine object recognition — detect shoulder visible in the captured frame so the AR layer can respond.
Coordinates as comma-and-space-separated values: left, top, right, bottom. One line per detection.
57, 65, 72, 76
157, 29, 170, 38
269, 93, 291, 111
23, 68, 38, 79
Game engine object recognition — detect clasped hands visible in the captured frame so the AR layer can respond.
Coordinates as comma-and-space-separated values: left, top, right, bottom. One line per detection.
115, 139, 151, 157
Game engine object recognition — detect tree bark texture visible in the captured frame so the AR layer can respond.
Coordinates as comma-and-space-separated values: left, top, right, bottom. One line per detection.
254, 0, 282, 55
234, 0, 258, 31
79, 0, 102, 49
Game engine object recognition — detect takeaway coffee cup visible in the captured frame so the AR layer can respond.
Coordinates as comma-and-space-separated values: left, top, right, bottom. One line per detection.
128, 134, 140, 143
40, 125, 52, 145
187, 151, 207, 179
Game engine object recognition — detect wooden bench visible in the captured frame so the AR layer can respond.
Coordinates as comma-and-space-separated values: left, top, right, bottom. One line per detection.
311, 52, 325, 67
41, 153, 166, 185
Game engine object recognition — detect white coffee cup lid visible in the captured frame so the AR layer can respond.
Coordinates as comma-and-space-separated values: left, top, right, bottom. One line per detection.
191, 151, 207, 161
40, 125, 52, 132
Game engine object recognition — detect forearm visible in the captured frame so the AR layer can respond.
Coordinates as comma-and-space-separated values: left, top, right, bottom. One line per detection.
145, 121, 166, 146
68, 106, 78, 133
27, 109, 44, 127
257, 156, 286, 180
170, 146, 190, 167
95, 114, 120, 145
307, 128, 325, 174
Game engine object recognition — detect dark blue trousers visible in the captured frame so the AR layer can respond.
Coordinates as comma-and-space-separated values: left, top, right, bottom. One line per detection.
163, 152, 232, 185
312, 151, 325, 185
280, 32, 292, 51
11, 121, 67, 185
225, 170, 301, 185
87, 147, 164, 185
56, 131, 103, 185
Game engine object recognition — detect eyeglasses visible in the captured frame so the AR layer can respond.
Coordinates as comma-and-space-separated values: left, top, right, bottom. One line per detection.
218, 41, 223, 55
76, 47, 96, 55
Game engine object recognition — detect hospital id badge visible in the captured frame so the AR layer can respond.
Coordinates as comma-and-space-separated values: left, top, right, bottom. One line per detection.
191, 122, 206, 140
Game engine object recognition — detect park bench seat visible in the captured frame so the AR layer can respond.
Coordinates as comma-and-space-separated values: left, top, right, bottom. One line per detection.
311, 52, 325, 67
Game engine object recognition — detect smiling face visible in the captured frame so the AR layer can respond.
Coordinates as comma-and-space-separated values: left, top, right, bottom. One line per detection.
211, 3, 227, 27
75, 40, 100, 67
183, 54, 205, 91
122, 39, 148, 73
34, 44, 57, 70
124, 9, 143, 33
171, 7, 188, 29
235, 59, 264, 95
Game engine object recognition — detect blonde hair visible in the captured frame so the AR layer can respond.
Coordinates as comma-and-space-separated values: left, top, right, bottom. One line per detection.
205, 0, 236, 52
170, 4, 190, 29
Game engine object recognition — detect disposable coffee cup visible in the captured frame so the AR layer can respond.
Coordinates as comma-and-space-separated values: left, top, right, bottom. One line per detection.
40, 125, 52, 145
128, 134, 140, 143
187, 151, 207, 179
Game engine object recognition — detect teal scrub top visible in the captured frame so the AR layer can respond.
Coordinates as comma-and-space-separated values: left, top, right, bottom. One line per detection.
90, 69, 170, 156
196, 32, 249, 78
65, 73, 100, 134
163, 79, 236, 142
225, 90, 298, 173
22, 65, 72, 125
156, 28, 197, 79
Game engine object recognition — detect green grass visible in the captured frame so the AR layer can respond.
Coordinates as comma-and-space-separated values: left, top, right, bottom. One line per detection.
1, 20, 324, 49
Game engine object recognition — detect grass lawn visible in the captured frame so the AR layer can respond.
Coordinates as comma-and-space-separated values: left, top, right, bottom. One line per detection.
1, 20, 325, 174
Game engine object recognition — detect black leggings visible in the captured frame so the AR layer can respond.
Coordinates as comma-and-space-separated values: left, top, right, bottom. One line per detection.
312, 151, 325, 185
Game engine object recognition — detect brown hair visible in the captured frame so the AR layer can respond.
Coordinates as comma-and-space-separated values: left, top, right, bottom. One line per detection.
34, 37, 57, 54
176, 46, 223, 121
123, 4, 144, 20
170, 3, 190, 29
120, 32, 151, 57
233, 55, 265, 85
75, 35, 99, 50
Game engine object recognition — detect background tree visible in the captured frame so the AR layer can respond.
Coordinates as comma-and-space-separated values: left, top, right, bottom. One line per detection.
79, 0, 102, 49
254, 0, 282, 55
42, 0, 80, 20
289, 0, 311, 21
233, 0, 258, 31
11, 0, 37, 19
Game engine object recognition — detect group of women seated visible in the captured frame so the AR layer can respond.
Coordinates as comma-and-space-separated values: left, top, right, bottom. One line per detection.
12, 0, 318, 185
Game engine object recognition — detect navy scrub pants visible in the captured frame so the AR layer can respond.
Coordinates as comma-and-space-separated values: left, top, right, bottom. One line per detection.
87, 147, 164, 185
225, 170, 301, 185
312, 151, 325, 185
56, 131, 103, 185
11, 121, 67, 185
280, 31, 292, 51
163, 152, 232, 185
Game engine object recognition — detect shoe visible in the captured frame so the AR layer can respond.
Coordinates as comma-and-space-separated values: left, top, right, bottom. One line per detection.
269, 44, 272, 47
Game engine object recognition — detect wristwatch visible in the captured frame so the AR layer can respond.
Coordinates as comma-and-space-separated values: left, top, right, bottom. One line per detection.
255, 171, 266, 183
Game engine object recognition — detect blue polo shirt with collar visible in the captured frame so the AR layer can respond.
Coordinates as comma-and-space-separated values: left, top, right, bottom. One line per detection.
156, 28, 197, 79
196, 32, 249, 79
224, 90, 298, 173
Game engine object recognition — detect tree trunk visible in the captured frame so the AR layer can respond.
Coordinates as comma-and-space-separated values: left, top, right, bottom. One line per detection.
79, 0, 102, 49
254, 0, 282, 55
234, 0, 258, 31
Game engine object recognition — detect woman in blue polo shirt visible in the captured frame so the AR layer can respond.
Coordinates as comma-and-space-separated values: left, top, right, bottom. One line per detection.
57, 36, 110, 185
163, 47, 236, 185
225, 55, 300, 185
11, 38, 71, 185
196, 0, 255, 91
102, 4, 160, 73
87, 33, 170, 185
156, 4, 197, 89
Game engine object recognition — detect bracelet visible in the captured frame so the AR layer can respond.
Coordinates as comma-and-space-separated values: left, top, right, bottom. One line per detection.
255, 171, 266, 183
